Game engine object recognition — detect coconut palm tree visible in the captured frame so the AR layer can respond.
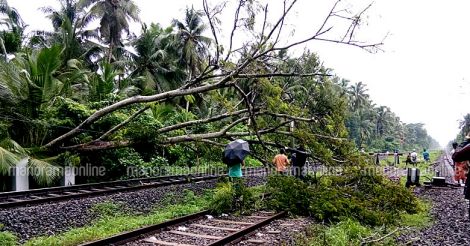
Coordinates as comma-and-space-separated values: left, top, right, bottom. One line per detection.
348, 81, 369, 111
0, 0, 25, 58
0, 45, 73, 148
171, 8, 212, 112
39, 0, 101, 65
375, 106, 391, 137
130, 23, 184, 95
171, 6, 211, 79
77, 0, 140, 62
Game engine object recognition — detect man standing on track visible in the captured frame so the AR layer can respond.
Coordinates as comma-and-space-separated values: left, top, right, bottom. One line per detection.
423, 149, 430, 162
273, 148, 290, 175
410, 149, 418, 166
292, 145, 307, 179
228, 160, 245, 180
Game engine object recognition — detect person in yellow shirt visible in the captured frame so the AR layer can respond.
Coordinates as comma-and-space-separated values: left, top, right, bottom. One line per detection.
273, 148, 290, 174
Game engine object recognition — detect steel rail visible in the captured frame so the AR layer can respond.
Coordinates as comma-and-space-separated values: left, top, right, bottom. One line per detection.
208, 211, 286, 246
77, 210, 286, 246
0, 174, 200, 199
0, 175, 219, 209
79, 210, 210, 246
0, 167, 267, 209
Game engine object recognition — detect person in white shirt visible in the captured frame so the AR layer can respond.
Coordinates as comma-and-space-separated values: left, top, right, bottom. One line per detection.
410, 149, 418, 165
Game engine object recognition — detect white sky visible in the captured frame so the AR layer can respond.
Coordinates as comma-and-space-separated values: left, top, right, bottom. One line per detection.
8, 0, 470, 147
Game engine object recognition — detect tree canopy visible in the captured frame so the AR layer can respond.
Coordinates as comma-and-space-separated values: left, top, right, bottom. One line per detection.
0, 0, 439, 187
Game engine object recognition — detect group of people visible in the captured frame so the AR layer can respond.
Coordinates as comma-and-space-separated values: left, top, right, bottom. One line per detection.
272, 146, 308, 178
405, 149, 430, 165
227, 145, 308, 179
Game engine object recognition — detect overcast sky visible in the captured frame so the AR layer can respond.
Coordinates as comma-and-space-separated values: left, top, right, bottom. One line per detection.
8, 0, 470, 147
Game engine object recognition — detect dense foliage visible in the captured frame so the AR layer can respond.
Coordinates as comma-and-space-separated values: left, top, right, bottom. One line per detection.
208, 179, 258, 214
265, 173, 419, 226
0, 0, 438, 187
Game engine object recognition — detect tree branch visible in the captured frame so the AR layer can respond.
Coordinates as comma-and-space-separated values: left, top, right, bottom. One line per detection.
246, 140, 311, 156
162, 117, 248, 144
97, 106, 150, 141
43, 73, 235, 148
62, 140, 133, 151
236, 72, 330, 79
157, 108, 254, 134
275, 130, 347, 141
224, 0, 244, 62
203, 0, 222, 64
234, 84, 267, 150
267, 112, 318, 122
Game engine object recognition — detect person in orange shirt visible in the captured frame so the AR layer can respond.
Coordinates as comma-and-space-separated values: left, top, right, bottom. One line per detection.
273, 148, 290, 174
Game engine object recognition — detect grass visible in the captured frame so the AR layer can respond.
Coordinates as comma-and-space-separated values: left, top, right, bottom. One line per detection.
398, 199, 432, 228
0, 231, 17, 246
23, 184, 265, 246
297, 198, 432, 246
24, 190, 209, 246
377, 150, 443, 167
0, 223, 18, 246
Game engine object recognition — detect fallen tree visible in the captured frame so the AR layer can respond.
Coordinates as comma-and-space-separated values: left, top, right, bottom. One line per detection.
41, 0, 382, 164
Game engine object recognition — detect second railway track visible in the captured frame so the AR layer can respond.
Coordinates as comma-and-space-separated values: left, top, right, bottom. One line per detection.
81, 210, 287, 246
0, 167, 267, 209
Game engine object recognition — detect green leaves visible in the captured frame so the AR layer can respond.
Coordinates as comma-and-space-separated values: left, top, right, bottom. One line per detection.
28, 158, 61, 187
150, 103, 175, 123
266, 172, 419, 226
0, 138, 27, 176
0, 138, 60, 186
0, 147, 18, 175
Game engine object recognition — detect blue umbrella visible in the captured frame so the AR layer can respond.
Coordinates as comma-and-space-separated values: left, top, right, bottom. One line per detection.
223, 139, 250, 165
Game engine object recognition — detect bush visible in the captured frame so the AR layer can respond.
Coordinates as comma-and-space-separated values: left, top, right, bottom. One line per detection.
325, 219, 371, 246
266, 170, 419, 226
209, 180, 255, 214
265, 175, 312, 215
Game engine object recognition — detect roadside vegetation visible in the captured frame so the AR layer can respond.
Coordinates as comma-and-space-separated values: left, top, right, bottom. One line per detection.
22, 190, 207, 246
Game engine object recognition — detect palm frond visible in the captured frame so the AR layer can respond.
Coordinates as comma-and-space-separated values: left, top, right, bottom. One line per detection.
0, 59, 28, 104
0, 138, 27, 156
28, 158, 61, 186
0, 146, 18, 175
76, 0, 97, 10
151, 103, 175, 122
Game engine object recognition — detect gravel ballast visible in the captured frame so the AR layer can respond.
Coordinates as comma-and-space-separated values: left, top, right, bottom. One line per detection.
397, 154, 470, 246
234, 216, 313, 246
397, 187, 470, 246
0, 175, 266, 242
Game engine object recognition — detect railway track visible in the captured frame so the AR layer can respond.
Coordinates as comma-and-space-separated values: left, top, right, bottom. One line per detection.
80, 210, 286, 246
0, 167, 267, 209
